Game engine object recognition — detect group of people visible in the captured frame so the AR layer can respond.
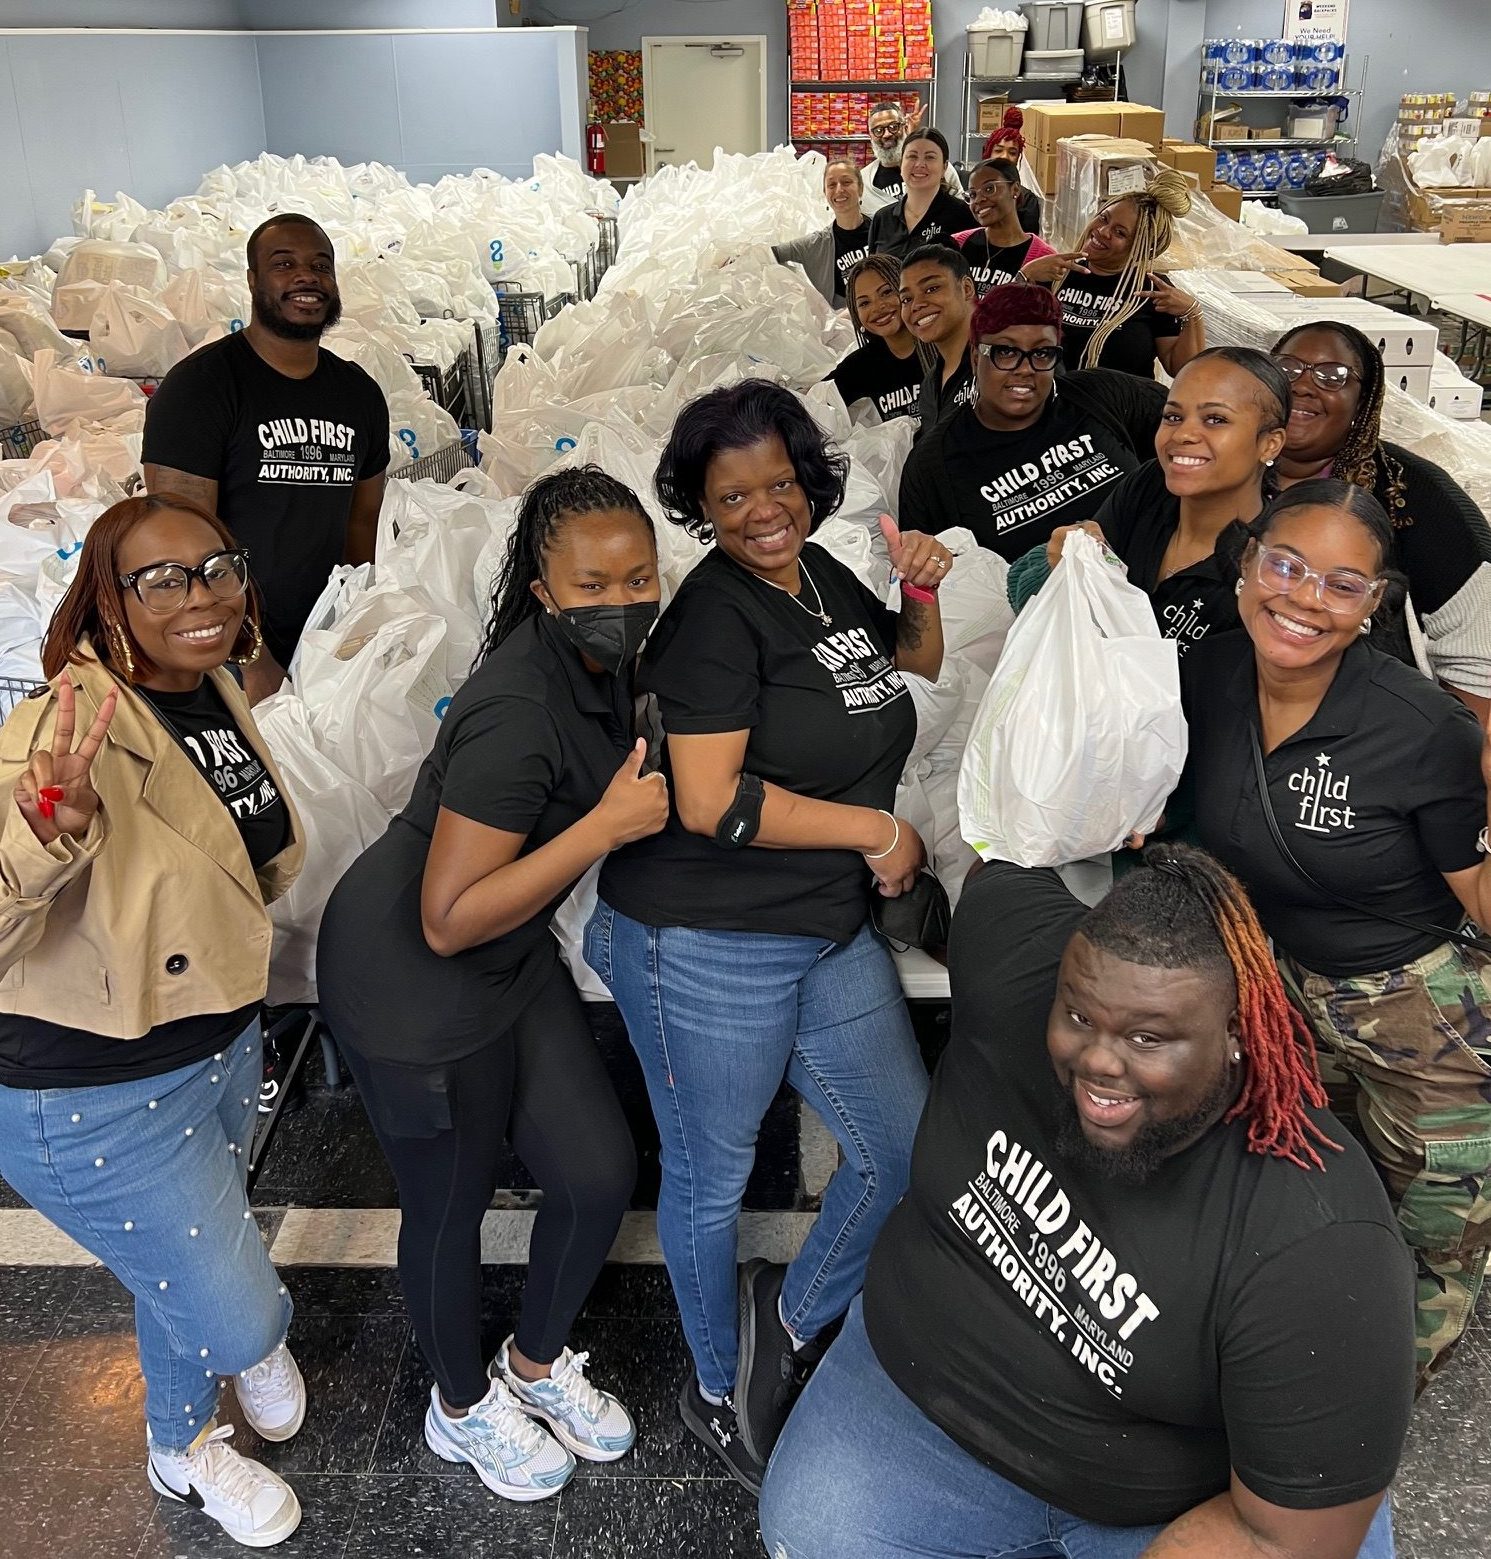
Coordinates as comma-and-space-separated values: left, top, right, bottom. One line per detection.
1, 166, 1489, 1559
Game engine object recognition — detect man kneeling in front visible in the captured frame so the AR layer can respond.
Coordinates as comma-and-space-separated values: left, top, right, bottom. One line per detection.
761, 846, 1413, 1559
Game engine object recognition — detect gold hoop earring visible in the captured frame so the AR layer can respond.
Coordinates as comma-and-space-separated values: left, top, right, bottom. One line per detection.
106, 620, 136, 682
230, 616, 264, 667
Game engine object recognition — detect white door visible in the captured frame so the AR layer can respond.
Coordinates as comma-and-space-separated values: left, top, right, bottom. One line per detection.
642, 37, 767, 171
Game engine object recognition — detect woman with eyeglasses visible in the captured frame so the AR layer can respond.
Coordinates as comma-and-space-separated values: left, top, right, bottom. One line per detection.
1160, 478, 1491, 1388
953, 159, 1054, 296
898, 283, 1164, 559
867, 128, 975, 263
0, 495, 308, 1548
1272, 322, 1491, 725
772, 158, 872, 309
827, 254, 926, 423
1008, 348, 1290, 657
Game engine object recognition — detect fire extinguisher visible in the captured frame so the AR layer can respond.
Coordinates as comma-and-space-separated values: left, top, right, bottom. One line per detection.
587, 122, 607, 176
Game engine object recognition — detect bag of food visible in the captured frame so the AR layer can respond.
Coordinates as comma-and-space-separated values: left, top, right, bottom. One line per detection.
958, 529, 1186, 866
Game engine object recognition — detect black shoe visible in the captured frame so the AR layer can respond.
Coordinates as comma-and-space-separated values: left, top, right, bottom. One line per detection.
735, 1259, 799, 1465
678, 1375, 763, 1494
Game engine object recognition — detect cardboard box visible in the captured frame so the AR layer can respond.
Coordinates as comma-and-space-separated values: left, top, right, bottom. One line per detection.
1213, 123, 1250, 140
1208, 184, 1245, 221
1161, 141, 1217, 185
1385, 363, 1433, 402
1250, 125, 1284, 140
1270, 270, 1342, 298
1023, 100, 1125, 148
1428, 375, 1484, 418
1117, 104, 1165, 149
977, 95, 1009, 133
603, 121, 644, 179
1441, 206, 1491, 243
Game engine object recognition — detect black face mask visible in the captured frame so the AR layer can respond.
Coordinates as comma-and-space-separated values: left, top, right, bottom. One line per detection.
547, 600, 658, 676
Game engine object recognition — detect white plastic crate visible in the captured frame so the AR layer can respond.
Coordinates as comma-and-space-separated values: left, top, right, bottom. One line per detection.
968, 26, 1023, 78
1083, 0, 1136, 57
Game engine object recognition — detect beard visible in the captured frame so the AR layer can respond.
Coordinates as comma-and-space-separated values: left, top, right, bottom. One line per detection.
873, 139, 904, 168
251, 280, 342, 342
1052, 1066, 1237, 1186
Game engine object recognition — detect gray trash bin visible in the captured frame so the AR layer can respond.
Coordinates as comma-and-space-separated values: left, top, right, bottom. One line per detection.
1276, 189, 1385, 234
1019, 1, 1086, 50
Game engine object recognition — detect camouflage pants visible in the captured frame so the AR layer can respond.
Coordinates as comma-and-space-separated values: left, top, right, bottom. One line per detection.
1281, 939, 1491, 1382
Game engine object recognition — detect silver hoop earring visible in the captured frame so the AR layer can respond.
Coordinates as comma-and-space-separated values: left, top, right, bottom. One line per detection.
1233, 1051, 1242, 1063
1234, 579, 1244, 597
1358, 617, 1373, 636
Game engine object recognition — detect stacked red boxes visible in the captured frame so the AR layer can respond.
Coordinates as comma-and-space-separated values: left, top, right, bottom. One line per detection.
845, 0, 874, 79
788, 0, 819, 80
817, 0, 848, 78
900, 0, 933, 77
872, 0, 903, 79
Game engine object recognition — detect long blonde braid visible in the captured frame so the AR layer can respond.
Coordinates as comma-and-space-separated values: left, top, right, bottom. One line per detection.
1080, 168, 1192, 370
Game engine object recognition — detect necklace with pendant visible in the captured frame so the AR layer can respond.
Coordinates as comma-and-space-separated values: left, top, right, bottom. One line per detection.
762, 558, 832, 627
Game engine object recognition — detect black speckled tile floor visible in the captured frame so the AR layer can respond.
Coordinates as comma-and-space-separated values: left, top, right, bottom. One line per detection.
0, 997, 1479, 1558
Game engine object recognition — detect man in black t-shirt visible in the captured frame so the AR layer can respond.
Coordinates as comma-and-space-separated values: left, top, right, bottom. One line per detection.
761, 848, 1413, 1559
143, 214, 390, 704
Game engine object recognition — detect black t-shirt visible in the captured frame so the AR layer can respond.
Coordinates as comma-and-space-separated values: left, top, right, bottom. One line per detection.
828, 338, 924, 423
141, 681, 292, 870
142, 333, 391, 666
1180, 633, 1487, 976
914, 355, 975, 434
600, 544, 916, 943
831, 220, 872, 304
1093, 460, 1238, 659
868, 188, 977, 262
1378, 442, 1491, 617
0, 679, 286, 1090
871, 163, 904, 202
1058, 268, 1182, 378
900, 369, 1165, 560
862, 862, 1415, 1528
315, 614, 634, 1065
958, 232, 1040, 295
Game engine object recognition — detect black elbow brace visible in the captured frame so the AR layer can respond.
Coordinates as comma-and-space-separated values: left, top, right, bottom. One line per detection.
715, 772, 765, 849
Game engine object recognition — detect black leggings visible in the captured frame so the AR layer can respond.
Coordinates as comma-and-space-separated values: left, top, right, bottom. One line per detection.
343, 960, 636, 1409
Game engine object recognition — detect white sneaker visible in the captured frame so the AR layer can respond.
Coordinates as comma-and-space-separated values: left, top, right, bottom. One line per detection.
423, 1378, 574, 1502
493, 1336, 637, 1463
147, 1422, 302, 1549
234, 1342, 306, 1443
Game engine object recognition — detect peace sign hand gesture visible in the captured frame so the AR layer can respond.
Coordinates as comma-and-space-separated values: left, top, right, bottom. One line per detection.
14, 680, 117, 846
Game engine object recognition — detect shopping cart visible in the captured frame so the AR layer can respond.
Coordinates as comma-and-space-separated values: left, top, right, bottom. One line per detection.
469, 320, 500, 432
595, 214, 619, 277
390, 440, 478, 484
0, 420, 46, 460
407, 350, 472, 428
493, 287, 549, 352
0, 676, 44, 721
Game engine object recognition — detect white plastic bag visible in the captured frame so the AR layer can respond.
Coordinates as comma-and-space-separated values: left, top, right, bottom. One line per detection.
293, 584, 452, 814
89, 289, 191, 378
30, 350, 146, 435
255, 690, 390, 1004
957, 531, 1186, 866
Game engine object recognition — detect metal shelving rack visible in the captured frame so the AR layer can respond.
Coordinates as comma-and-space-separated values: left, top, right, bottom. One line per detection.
788, 66, 937, 158
1195, 52, 1368, 204
960, 46, 1125, 156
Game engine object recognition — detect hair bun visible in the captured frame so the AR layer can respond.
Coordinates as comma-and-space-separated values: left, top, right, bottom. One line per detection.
1002, 106, 1024, 129
1145, 167, 1193, 217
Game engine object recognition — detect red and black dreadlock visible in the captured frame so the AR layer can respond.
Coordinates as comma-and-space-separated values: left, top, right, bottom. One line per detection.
1080, 843, 1339, 1171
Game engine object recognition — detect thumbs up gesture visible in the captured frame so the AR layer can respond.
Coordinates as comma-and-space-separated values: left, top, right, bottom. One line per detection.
596, 739, 669, 848
879, 513, 953, 596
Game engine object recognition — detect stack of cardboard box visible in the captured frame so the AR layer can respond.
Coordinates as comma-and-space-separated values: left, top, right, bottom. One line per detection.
1023, 101, 1164, 197
1158, 139, 1243, 221
786, 0, 932, 82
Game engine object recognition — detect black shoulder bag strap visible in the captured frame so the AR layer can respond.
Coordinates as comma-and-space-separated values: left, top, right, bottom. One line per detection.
1249, 727, 1491, 957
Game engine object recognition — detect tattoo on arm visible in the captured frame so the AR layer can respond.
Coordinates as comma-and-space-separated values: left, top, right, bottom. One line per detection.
897, 599, 928, 651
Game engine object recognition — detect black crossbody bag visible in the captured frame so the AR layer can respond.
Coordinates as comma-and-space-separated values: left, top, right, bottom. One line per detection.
869, 868, 952, 954
1249, 728, 1491, 958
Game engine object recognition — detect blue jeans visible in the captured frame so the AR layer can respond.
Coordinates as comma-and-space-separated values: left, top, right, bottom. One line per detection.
585, 904, 928, 1399
761, 1297, 1397, 1559
0, 1022, 292, 1450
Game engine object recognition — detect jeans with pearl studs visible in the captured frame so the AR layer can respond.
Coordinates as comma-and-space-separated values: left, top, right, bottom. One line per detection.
0, 1020, 292, 1450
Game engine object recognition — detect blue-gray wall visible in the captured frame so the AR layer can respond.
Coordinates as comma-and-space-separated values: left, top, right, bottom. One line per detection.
0, 31, 265, 258
256, 28, 586, 182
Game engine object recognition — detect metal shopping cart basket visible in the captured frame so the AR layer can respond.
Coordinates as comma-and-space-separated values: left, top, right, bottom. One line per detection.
391, 439, 478, 484
469, 319, 500, 432
0, 420, 46, 460
406, 350, 472, 428
0, 676, 45, 721
595, 214, 619, 277
494, 287, 549, 352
